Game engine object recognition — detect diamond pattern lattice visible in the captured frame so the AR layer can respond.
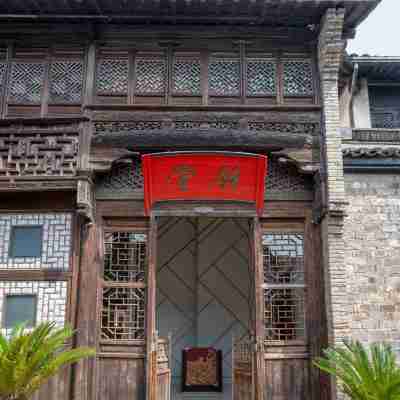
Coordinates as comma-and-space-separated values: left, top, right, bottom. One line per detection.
266, 158, 312, 193
208, 59, 240, 96
371, 111, 397, 129
95, 160, 143, 198
283, 60, 313, 96
135, 57, 166, 94
49, 61, 83, 103
9, 62, 45, 103
96, 59, 128, 94
246, 59, 276, 96
173, 58, 201, 95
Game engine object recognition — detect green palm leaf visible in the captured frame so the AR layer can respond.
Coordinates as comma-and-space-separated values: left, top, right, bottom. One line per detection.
0, 321, 95, 400
314, 340, 400, 400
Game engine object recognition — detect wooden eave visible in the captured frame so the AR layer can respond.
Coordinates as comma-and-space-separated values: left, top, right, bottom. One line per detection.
0, 0, 381, 33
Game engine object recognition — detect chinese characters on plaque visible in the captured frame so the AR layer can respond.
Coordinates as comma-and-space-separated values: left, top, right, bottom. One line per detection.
142, 152, 267, 215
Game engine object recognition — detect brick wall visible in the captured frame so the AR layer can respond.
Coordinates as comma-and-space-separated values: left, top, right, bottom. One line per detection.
344, 173, 400, 356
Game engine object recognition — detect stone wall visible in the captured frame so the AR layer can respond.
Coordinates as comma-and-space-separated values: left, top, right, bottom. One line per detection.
344, 173, 400, 355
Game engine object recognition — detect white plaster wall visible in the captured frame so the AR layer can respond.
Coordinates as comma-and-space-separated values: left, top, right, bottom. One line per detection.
0, 213, 72, 270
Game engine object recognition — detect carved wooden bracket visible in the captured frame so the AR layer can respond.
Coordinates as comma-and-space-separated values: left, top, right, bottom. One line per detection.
77, 171, 95, 224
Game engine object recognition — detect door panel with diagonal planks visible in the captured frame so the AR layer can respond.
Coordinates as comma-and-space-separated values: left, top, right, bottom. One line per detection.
156, 217, 254, 400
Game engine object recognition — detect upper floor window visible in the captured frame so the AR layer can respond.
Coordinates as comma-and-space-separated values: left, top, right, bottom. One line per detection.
95, 47, 316, 106
3, 295, 37, 328
369, 85, 400, 129
2, 46, 84, 117
9, 226, 43, 258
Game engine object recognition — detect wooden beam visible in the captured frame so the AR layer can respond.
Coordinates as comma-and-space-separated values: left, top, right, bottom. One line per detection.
92, 128, 308, 151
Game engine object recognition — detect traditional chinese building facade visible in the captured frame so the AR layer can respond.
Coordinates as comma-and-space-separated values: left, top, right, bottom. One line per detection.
0, 2, 384, 400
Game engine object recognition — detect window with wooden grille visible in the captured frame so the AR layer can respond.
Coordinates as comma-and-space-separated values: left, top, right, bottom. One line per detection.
101, 230, 147, 342
4, 46, 85, 116
94, 46, 316, 106
262, 231, 306, 342
369, 86, 400, 129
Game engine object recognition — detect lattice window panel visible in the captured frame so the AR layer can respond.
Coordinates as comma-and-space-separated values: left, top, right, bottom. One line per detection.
263, 233, 304, 285
246, 59, 276, 96
135, 57, 166, 95
371, 111, 397, 129
104, 232, 147, 282
0, 63, 5, 87
49, 61, 83, 103
0, 133, 79, 177
283, 61, 313, 96
9, 62, 45, 103
101, 287, 145, 341
263, 232, 306, 342
208, 58, 240, 96
95, 160, 143, 198
173, 58, 201, 95
266, 158, 312, 193
96, 59, 128, 94
264, 288, 305, 341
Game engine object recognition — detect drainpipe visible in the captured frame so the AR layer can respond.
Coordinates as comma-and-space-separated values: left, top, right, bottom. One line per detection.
349, 62, 359, 128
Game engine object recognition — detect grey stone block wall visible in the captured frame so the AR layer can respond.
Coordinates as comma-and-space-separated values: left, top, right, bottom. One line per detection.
344, 173, 400, 356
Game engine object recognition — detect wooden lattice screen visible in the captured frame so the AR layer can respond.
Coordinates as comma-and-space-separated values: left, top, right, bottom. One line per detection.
262, 231, 306, 342
101, 230, 147, 342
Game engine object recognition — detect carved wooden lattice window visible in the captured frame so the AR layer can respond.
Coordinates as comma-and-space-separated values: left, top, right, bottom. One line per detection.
283, 60, 313, 96
371, 112, 397, 129
246, 58, 276, 96
135, 56, 166, 95
101, 231, 147, 342
8, 62, 45, 103
96, 59, 128, 95
172, 56, 201, 95
208, 57, 240, 96
49, 61, 83, 103
0, 62, 5, 89
262, 231, 306, 342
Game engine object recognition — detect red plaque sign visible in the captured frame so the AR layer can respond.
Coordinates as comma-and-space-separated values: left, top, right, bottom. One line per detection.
142, 152, 267, 215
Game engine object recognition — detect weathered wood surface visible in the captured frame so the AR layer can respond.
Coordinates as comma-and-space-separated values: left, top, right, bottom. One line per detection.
96, 357, 146, 400
31, 368, 70, 400
92, 128, 307, 151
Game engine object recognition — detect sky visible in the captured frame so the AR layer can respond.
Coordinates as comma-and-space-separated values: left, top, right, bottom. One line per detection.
347, 0, 400, 57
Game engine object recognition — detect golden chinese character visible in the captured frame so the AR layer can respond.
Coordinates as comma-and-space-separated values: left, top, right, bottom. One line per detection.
168, 165, 196, 191
216, 166, 240, 189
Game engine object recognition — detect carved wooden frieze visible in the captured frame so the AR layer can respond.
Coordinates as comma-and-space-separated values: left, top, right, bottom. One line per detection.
0, 129, 79, 177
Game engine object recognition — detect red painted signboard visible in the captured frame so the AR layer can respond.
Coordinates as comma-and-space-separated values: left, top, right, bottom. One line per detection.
142, 152, 267, 215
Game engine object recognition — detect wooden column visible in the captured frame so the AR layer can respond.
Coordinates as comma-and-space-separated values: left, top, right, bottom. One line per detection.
252, 217, 265, 400
73, 217, 101, 400
146, 215, 158, 400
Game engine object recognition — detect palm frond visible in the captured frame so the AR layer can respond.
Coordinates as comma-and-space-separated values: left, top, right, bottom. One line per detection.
0, 321, 95, 400
314, 340, 400, 400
